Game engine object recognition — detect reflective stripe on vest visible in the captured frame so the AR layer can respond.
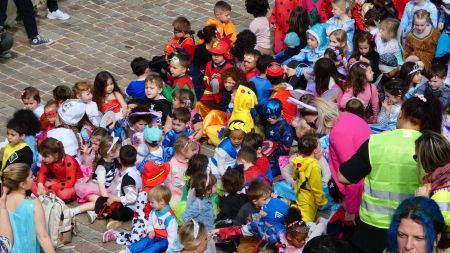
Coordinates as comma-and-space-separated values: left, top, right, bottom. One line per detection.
361, 129, 421, 229
432, 190, 450, 233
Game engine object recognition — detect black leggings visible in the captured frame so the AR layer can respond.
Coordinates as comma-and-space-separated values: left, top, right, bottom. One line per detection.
95, 196, 135, 222
0, 0, 38, 39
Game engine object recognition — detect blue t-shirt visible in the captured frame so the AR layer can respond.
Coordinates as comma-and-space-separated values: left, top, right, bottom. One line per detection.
250, 75, 272, 105
126, 79, 146, 99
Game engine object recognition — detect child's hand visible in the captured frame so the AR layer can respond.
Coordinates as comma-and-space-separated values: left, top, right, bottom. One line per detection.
441, 5, 450, 15
37, 183, 46, 195
125, 138, 132, 145
382, 99, 392, 115
209, 229, 220, 235
80, 144, 92, 155
259, 210, 267, 217
438, 22, 444, 30
415, 183, 431, 197
148, 230, 155, 239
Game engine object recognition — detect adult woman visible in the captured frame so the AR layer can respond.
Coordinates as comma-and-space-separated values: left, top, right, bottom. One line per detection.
0, 185, 13, 253
338, 94, 443, 253
2, 163, 54, 253
387, 197, 449, 253
414, 131, 450, 234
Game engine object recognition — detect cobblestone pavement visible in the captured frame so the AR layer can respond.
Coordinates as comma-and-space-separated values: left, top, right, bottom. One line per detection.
0, 0, 254, 251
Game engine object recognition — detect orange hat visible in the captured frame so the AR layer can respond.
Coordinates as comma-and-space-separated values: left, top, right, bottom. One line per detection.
265, 62, 284, 77
142, 161, 170, 191
207, 40, 230, 55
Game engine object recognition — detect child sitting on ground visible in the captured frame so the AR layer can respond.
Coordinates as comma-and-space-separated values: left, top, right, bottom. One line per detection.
20, 86, 44, 118
162, 107, 193, 159
73, 81, 100, 127
126, 57, 150, 99
242, 132, 272, 184
145, 73, 172, 125
169, 53, 197, 102
124, 106, 155, 166
291, 134, 328, 222
243, 49, 261, 81
412, 63, 450, 110
137, 126, 164, 171
119, 185, 180, 253
237, 147, 270, 185
178, 220, 210, 253
1, 118, 33, 171
52, 84, 73, 106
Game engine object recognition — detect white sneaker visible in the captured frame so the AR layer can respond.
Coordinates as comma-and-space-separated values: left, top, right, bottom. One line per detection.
47, 9, 70, 20
86, 211, 97, 224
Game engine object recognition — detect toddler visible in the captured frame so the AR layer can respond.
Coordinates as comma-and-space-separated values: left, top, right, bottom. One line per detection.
268, 63, 297, 123
53, 85, 73, 106
137, 126, 164, 171
291, 134, 328, 222
328, 29, 350, 58
93, 71, 127, 119
162, 107, 193, 159
73, 81, 100, 127
245, 0, 272, 55
206, 1, 237, 43
126, 57, 150, 99
20, 86, 44, 118
165, 17, 195, 60
121, 185, 180, 253
125, 106, 155, 166
145, 73, 172, 125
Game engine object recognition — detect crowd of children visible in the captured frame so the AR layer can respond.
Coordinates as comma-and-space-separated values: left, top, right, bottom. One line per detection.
0, 0, 450, 252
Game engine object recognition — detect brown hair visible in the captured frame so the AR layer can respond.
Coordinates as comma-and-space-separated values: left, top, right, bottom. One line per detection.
172, 107, 191, 124
221, 67, 246, 86
39, 137, 65, 161
380, 18, 400, 38
173, 135, 198, 155
345, 98, 365, 118
192, 173, 217, 198
0, 163, 30, 191
73, 81, 92, 97
247, 180, 271, 201
412, 9, 432, 30
222, 168, 244, 193
145, 72, 164, 89
178, 220, 208, 251
44, 99, 58, 110
297, 134, 318, 156
148, 185, 172, 204
237, 146, 257, 164
172, 89, 195, 110
97, 135, 121, 158
21, 87, 41, 103
346, 62, 371, 95
415, 131, 450, 174
330, 29, 348, 50
171, 53, 190, 68
172, 16, 191, 33
214, 0, 232, 13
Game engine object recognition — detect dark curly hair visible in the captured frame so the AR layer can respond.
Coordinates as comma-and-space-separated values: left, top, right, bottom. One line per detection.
245, 0, 269, 17
230, 30, 256, 61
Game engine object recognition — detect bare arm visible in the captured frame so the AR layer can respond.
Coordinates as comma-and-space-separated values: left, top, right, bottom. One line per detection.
34, 198, 55, 253
193, 122, 203, 141
0, 187, 13, 246
114, 92, 128, 112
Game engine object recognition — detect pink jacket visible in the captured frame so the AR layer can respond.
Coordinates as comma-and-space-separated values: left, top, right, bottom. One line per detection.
339, 83, 379, 123
329, 112, 371, 214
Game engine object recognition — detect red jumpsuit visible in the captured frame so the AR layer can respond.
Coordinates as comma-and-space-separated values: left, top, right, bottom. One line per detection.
269, 0, 302, 54
201, 61, 233, 103
32, 154, 82, 202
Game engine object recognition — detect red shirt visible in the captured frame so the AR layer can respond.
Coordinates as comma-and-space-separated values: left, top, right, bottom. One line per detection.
202, 61, 233, 103
271, 86, 297, 124
37, 154, 82, 192
244, 156, 270, 185
246, 69, 260, 81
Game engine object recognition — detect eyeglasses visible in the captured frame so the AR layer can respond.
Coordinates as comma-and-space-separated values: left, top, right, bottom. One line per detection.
173, 28, 182, 34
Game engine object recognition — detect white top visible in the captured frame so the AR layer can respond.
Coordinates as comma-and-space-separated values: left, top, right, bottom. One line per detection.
249, 17, 271, 49
47, 128, 79, 157
32, 104, 44, 118
85, 101, 100, 126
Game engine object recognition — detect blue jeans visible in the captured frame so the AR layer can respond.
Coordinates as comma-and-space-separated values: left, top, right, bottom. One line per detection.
128, 237, 168, 253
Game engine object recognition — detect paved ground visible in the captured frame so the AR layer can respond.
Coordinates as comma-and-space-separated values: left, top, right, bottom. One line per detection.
0, 0, 255, 252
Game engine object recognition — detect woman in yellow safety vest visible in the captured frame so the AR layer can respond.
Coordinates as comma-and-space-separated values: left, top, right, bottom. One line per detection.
338, 94, 443, 253
415, 131, 450, 239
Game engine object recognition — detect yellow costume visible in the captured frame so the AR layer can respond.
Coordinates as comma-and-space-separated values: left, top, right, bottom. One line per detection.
205, 85, 258, 145
291, 156, 328, 222
206, 18, 237, 44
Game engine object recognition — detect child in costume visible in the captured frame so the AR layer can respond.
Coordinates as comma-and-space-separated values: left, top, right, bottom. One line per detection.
39, 100, 58, 133
95, 145, 142, 230
245, 0, 271, 55
165, 17, 196, 61
262, 99, 294, 178
169, 53, 197, 102
326, 0, 355, 49
435, 0, 450, 61
243, 132, 273, 184
71, 136, 121, 223
33, 137, 82, 202
375, 18, 403, 65
404, 9, 440, 70
292, 134, 328, 222
269, 0, 301, 54
205, 1, 237, 43
145, 73, 172, 125
236, 147, 270, 185
178, 220, 212, 253
349, 31, 381, 80
74, 81, 101, 127
267, 63, 297, 124
243, 49, 261, 81
137, 126, 164, 171
211, 181, 288, 245
328, 29, 350, 59
196, 39, 234, 119
275, 33, 302, 64
126, 57, 150, 100
209, 120, 247, 181
119, 186, 180, 253
166, 136, 199, 206
400, 62, 425, 100
93, 71, 127, 120
400, 0, 438, 40
1, 118, 34, 171
203, 67, 245, 146
162, 107, 193, 159
20, 86, 44, 118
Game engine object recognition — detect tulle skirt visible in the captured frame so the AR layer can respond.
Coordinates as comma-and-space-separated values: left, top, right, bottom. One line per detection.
74, 177, 119, 203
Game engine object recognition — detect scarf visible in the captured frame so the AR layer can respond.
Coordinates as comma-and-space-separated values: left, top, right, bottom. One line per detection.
1, 142, 28, 170
422, 163, 450, 191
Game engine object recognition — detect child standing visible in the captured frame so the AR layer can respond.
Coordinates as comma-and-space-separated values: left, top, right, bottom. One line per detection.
412, 63, 450, 109
162, 107, 193, 159
326, 0, 355, 49
262, 99, 294, 177
243, 49, 261, 81
20, 87, 44, 118
73, 81, 101, 127
121, 185, 180, 253
375, 18, 403, 65
269, 1, 303, 54
404, 9, 440, 70
96, 145, 142, 229
1, 118, 33, 171
126, 57, 150, 99
349, 31, 381, 79
236, 147, 270, 185
340, 62, 379, 122
245, 0, 271, 55
205, 1, 237, 43
145, 73, 172, 125
169, 53, 197, 102
33, 137, 82, 202
93, 71, 127, 119
291, 134, 328, 222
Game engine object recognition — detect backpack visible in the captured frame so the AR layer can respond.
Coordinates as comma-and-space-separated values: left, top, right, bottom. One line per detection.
38, 192, 77, 248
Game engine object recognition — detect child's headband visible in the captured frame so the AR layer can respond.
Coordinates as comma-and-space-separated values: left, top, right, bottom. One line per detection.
192, 219, 200, 238
287, 220, 310, 234
228, 121, 246, 132
408, 63, 423, 75
107, 137, 120, 153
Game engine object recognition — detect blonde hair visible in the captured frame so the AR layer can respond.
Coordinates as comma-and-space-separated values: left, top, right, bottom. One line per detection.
332, 0, 349, 12
1, 163, 30, 191
309, 98, 340, 135
73, 81, 92, 97
98, 135, 121, 158
330, 29, 348, 50
148, 185, 172, 204
380, 18, 400, 38
412, 9, 432, 29
178, 220, 208, 251
173, 135, 198, 155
